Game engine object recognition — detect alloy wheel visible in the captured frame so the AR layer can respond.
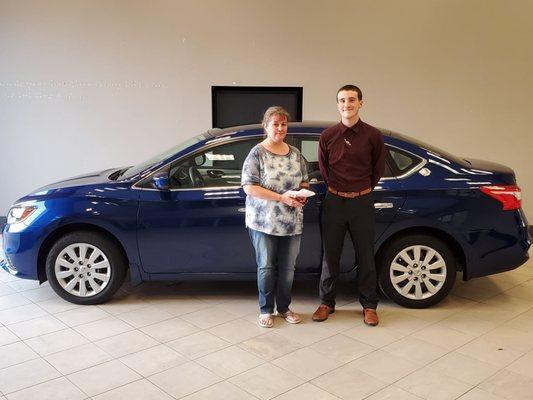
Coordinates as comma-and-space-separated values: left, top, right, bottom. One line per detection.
54, 242, 111, 297
389, 245, 447, 300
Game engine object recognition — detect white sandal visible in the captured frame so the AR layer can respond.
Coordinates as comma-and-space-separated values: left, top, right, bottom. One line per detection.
279, 310, 301, 324
258, 313, 274, 328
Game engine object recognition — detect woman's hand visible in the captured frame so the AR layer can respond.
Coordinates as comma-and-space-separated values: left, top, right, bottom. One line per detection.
295, 196, 308, 206
243, 185, 307, 207
279, 192, 306, 208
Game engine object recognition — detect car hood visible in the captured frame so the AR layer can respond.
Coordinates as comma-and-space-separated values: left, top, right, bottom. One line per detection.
30, 168, 122, 194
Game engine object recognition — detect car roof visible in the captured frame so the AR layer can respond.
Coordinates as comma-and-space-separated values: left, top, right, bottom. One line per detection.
128, 121, 466, 183
204, 121, 395, 139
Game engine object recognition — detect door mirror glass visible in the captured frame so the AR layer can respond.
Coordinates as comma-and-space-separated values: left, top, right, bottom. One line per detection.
153, 172, 170, 191
194, 154, 206, 166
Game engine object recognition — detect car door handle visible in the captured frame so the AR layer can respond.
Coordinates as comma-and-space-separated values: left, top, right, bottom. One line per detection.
238, 208, 246, 213
374, 202, 394, 209
203, 191, 241, 200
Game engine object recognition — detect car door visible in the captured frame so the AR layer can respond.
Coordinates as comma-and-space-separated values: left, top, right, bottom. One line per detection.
294, 135, 406, 273
292, 135, 326, 273
136, 137, 261, 274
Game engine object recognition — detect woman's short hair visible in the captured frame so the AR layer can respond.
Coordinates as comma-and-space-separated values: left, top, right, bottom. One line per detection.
262, 106, 290, 128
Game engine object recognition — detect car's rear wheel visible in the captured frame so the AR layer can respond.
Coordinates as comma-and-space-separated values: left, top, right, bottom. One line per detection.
46, 231, 127, 305
377, 234, 456, 308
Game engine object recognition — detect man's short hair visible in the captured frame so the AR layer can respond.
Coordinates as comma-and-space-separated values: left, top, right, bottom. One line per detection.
337, 84, 362, 101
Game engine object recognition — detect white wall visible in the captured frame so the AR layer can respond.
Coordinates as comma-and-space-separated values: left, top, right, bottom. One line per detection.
1, 0, 532, 218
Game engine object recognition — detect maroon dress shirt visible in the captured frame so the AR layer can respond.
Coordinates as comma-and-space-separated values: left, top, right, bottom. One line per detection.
318, 119, 386, 192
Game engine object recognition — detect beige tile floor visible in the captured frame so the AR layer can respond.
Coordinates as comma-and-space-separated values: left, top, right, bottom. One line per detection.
1, 239, 533, 399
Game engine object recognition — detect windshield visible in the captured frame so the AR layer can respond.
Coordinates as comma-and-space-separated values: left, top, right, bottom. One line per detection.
120, 133, 208, 179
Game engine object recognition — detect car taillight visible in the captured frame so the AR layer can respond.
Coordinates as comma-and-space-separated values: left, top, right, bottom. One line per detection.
480, 185, 522, 211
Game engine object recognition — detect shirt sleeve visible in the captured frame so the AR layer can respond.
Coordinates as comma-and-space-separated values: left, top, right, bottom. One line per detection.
371, 132, 386, 189
318, 133, 329, 184
241, 147, 261, 186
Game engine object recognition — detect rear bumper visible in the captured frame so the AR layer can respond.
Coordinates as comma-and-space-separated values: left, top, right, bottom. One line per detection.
465, 246, 529, 279
464, 209, 531, 279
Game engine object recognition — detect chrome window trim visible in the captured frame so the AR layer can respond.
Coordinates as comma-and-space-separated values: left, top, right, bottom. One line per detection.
386, 144, 427, 180
132, 135, 427, 192
295, 136, 426, 182
384, 158, 427, 180
134, 184, 246, 193
132, 136, 262, 191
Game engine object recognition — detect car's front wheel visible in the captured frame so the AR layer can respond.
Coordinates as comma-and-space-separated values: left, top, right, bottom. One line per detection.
377, 234, 456, 308
46, 231, 127, 305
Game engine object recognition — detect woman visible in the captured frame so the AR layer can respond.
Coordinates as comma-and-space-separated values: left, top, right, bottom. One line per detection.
241, 106, 309, 328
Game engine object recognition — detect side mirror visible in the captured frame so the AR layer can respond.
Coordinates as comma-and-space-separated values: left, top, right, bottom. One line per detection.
194, 154, 206, 166
153, 172, 170, 191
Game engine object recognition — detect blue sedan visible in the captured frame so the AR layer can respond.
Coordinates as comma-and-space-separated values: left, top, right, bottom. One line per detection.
2, 122, 530, 308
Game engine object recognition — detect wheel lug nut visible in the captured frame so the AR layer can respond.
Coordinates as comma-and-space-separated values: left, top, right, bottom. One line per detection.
413, 264, 418, 268
74, 267, 79, 271
79, 274, 83, 278
414, 277, 418, 281
78, 261, 83, 265
87, 264, 91, 268
421, 266, 426, 270
87, 272, 91, 276
408, 271, 413, 275
422, 274, 426, 278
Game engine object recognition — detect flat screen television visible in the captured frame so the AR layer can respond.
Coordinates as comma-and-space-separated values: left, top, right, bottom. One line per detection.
212, 86, 303, 128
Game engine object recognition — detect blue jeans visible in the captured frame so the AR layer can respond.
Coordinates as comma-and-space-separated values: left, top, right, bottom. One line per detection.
248, 229, 301, 314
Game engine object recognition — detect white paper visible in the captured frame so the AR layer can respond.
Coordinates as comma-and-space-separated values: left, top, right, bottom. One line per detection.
286, 188, 316, 198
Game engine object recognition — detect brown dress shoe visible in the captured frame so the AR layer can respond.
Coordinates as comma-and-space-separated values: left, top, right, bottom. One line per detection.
363, 308, 379, 326
312, 304, 335, 322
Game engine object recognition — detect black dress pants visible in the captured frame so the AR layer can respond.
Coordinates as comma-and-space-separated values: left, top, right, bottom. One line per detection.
319, 192, 379, 309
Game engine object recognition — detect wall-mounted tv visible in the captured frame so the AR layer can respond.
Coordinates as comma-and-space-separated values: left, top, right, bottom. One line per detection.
212, 86, 303, 128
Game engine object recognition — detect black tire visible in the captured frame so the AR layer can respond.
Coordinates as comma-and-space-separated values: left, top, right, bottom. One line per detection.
377, 234, 456, 308
46, 231, 127, 305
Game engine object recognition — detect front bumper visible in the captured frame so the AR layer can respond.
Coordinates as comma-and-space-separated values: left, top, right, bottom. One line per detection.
2, 224, 42, 280
0, 257, 18, 275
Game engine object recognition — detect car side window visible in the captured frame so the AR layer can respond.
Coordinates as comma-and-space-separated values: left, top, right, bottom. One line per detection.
388, 146, 422, 176
296, 138, 399, 181
299, 137, 323, 182
169, 138, 261, 189
382, 155, 394, 178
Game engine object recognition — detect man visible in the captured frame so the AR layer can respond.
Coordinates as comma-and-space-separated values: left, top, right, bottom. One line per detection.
313, 84, 385, 326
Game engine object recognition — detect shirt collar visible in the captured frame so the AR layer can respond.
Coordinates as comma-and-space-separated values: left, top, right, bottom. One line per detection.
339, 118, 362, 135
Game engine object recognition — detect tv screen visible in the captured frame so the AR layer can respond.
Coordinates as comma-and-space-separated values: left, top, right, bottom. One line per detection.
212, 86, 303, 128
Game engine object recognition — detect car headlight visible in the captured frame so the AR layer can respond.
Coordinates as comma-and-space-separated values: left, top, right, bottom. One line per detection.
7, 205, 37, 224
